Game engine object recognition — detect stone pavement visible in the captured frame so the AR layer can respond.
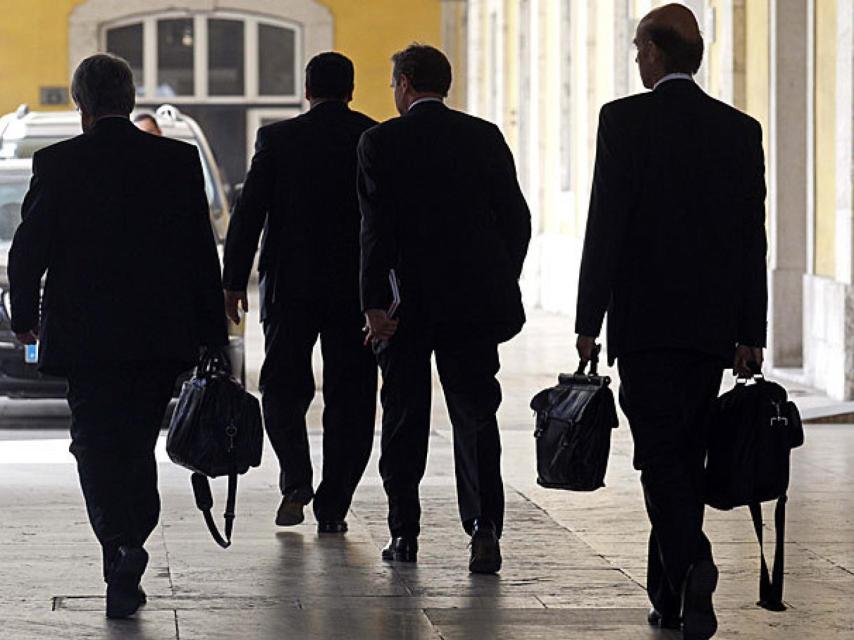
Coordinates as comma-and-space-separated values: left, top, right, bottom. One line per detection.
2, 311, 854, 639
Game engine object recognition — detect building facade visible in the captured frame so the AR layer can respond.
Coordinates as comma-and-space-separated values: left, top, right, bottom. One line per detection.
0, 0, 462, 186
455, 0, 854, 400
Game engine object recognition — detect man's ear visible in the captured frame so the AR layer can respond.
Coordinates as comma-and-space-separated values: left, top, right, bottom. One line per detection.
304, 83, 312, 102
397, 73, 411, 93
648, 42, 662, 66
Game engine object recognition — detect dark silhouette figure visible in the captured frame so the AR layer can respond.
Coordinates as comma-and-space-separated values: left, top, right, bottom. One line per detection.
223, 52, 378, 533
359, 44, 530, 573
575, 6, 767, 640
8, 54, 227, 619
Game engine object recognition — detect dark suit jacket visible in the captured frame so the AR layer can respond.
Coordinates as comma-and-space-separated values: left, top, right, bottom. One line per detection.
357, 101, 531, 342
223, 101, 377, 320
8, 117, 227, 376
576, 79, 768, 364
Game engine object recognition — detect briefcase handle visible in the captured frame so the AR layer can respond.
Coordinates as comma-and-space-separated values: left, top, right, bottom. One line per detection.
735, 361, 765, 385
575, 343, 602, 377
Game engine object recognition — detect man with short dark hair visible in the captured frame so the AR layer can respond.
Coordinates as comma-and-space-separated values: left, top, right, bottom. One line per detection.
358, 44, 530, 573
9, 53, 227, 619
575, 5, 767, 639
223, 52, 378, 534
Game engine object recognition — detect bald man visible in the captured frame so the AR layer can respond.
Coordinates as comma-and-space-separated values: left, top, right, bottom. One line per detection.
575, 5, 766, 639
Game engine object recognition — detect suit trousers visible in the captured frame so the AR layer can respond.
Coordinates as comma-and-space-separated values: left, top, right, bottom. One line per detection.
259, 299, 377, 521
618, 350, 724, 614
66, 361, 181, 581
376, 321, 505, 539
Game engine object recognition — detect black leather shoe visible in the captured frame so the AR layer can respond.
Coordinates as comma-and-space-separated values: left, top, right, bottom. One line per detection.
138, 586, 147, 606
317, 520, 348, 534
682, 560, 719, 640
106, 546, 148, 619
276, 496, 306, 526
647, 607, 681, 630
381, 537, 418, 562
469, 519, 502, 574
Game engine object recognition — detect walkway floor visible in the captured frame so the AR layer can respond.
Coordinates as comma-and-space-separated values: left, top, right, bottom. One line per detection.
2, 311, 854, 639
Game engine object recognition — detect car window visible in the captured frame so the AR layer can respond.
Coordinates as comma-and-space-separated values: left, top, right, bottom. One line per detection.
0, 173, 28, 242
0, 137, 69, 160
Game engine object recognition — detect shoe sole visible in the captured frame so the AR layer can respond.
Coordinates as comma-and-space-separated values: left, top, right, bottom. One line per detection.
381, 551, 417, 563
683, 562, 719, 640
106, 550, 148, 619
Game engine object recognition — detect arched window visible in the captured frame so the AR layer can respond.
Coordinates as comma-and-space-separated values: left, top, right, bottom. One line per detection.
103, 12, 301, 102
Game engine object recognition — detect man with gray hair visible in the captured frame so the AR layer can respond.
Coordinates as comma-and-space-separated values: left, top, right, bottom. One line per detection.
8, 53, 227, 619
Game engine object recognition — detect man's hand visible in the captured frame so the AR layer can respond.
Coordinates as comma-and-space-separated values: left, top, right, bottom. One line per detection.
15, 330, 38, 345
224, 290, 248, 325
364, 309, 399, 346
576, 335, 597, 367
734, 344, 764, 377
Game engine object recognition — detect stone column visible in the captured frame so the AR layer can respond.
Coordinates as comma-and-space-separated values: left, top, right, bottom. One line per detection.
768, 0, 809, 368
836, 0, 854, 396
442, 0, 469, 112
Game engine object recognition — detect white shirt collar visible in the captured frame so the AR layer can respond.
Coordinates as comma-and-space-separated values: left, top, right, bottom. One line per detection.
409, 97, 444, 110
653, 73, 694, 90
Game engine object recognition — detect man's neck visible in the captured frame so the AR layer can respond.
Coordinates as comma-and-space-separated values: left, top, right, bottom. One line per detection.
309, 98, 348, 110
652, 72, 694, 90
406, 94, 444, 113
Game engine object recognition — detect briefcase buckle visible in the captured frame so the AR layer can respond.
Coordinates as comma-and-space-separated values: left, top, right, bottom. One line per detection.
770, 401, 788, 429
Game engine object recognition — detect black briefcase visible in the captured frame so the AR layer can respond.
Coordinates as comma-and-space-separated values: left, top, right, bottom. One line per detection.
530, 347, 619, 491
705, 373, 804, 611
166, 350, 263, 548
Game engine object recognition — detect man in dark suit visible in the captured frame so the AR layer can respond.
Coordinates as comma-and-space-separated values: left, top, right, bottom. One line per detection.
575, 5, 767, 639
8, 54, 227, 619
223, 52, 378, 534
358, 44, 530, 574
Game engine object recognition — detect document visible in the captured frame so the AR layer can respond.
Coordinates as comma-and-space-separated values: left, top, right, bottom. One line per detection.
388, 269, 401, 318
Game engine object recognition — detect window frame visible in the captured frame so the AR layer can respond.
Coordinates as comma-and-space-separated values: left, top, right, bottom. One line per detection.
101, 11, 303, 104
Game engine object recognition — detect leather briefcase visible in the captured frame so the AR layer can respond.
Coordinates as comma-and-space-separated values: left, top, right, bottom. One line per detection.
705, 373, 804, 612
530, 346, 619, 491
166, 350, 263, 548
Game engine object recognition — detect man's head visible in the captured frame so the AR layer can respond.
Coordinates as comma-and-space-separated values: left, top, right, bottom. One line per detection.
305, 52, 355, 105
71, 53, 135, 132
133, 113, 162, 136
634, 3, 704, 89
390, 44, 452, 115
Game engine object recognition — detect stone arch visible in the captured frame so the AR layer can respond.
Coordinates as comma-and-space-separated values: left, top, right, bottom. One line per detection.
68, 0, 333, 80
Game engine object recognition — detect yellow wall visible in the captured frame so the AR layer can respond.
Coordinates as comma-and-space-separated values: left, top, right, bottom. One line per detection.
744, 0, 769, 131
0, 0, 441, 122
743, 0, 769, 237
329, 1, 441, 121
815, 0, 837, 278
0, 0, 79, 113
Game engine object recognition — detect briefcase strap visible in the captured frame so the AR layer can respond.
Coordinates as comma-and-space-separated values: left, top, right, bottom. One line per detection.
748, 496, 787, 612
191, 470, 238, 549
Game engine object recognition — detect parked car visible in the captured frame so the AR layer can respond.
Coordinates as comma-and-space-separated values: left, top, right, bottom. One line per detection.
0, 105, 244, 397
